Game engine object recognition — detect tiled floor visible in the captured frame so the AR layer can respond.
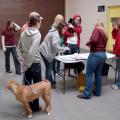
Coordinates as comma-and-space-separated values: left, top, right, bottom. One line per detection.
0, 50, 120, 120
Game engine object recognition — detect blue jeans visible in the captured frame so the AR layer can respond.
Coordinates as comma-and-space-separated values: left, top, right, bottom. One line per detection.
41, 54, 56, 85
67, 44, 80, 73
53, 59, 60, 73
116, 57, 120, 87
24, 63, 41, 111
83, 52, 107, 98
68, 44, 80, 54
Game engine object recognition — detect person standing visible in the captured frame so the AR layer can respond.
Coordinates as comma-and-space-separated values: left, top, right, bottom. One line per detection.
64, 14, 82, 54
63, 15, 82, 74
39, 15, 69, 89
77, 20, 108, 99
1, 20, 21, 74
111, 20, 120, 89
20, 11, 42, 33
17, 15, 42, 111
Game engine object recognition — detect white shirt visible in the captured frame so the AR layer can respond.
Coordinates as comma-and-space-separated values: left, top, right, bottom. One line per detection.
67, 33, 78, 44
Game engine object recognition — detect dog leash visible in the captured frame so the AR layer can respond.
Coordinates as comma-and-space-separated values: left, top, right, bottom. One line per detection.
23, 72, 37, 94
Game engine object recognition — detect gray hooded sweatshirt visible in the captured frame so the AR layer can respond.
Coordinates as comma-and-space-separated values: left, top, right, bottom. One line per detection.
39, 27, 67, 63
17, 27, 41, 70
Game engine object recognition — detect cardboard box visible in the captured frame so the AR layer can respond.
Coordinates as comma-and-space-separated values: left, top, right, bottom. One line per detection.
77, 72, 86, 92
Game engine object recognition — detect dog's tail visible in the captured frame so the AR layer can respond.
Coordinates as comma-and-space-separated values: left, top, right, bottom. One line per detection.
42, 80, 51, 85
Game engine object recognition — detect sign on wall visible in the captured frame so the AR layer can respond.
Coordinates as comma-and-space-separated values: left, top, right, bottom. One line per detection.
98, 5, 105, 12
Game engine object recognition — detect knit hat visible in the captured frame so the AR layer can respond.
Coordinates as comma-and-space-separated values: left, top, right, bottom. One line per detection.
73, 14, 81, 24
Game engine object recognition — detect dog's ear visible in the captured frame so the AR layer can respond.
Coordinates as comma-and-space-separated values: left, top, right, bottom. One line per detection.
6, 80, 15, 89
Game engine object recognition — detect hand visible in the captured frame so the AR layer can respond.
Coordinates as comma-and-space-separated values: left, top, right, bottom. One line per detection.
19, 61, 26, 72
3, 47, 6, 52
10, 21, 14, 28
62, 28, 66, 34
22, 64, 27, 72
64, 47, 70, 51
85, 41, 90, 46
69, 24, 74, 28
112, 24, 118, 30
86, 42, 91, 48
84, 41, 87, 44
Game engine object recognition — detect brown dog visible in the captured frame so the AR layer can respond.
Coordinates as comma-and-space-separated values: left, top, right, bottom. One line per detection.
6, 80, 51, 118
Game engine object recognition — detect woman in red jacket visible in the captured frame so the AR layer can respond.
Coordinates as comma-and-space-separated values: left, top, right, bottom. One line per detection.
63, 15, 82, 75
63, 14, 82, 54
111, 20, 120, 89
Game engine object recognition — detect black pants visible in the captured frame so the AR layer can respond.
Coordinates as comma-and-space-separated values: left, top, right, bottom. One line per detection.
64, 62, 85, 74
24, 63, 41, 111
4, 47, 21, 73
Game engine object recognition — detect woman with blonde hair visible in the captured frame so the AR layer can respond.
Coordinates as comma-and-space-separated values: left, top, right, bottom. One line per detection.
77, 20, 108, 99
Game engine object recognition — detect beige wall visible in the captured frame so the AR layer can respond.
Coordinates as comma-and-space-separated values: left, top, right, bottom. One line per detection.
65, 0, 120, 49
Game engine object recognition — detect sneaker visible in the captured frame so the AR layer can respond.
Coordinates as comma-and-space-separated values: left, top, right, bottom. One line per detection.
111, 84, 120, 90
51, 84, 56, 89
6, 70, 12, 73
56, 73, 60, 77
77, 93, 90, 99
16, 71, 22, 75
57, 71, 62, 75
55, 73, 61, 79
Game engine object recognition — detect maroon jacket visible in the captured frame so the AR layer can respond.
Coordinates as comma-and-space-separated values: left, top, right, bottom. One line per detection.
112, 28, 119, 40
1, 28, 16, 46
86, 28, 108, 52
113, 29, 120, 56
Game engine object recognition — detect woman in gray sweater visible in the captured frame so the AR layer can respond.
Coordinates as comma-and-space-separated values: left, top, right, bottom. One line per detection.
40, 22, 69, 88
17, 15, 42, 111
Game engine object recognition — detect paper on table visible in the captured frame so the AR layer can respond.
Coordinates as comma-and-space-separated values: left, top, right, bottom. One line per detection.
70, 53, 89, 60
55, 52, 115, 63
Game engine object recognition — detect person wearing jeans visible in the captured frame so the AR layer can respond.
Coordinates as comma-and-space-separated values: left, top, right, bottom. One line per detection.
41, 53, 56, 85
39, 15, 69, 89
83, 52, 107, 98
77, 20, 108, 99
111, 20, 120, 89
113, 57, 120, 88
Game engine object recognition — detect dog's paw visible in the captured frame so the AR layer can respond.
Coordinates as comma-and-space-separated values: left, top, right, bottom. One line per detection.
48, 112, 51, 115
28, 114, 32, 118
21, 112, 25, 115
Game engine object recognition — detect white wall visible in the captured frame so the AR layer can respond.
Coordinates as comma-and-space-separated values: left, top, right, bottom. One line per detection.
65, 0, 120, 49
